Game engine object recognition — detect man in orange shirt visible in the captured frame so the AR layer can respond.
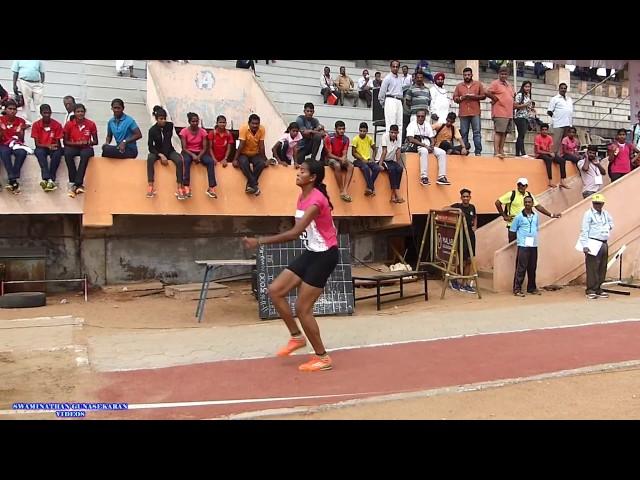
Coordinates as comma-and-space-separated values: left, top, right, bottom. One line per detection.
453, 67, 486, 156
485, 66, 514, 158
233, 114, 267, 195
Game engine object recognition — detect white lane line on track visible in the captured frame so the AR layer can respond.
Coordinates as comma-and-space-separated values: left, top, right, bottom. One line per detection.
0, 392, 381, 416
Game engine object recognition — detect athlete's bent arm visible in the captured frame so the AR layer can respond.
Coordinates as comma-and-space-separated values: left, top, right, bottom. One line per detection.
243, 206, 320, 249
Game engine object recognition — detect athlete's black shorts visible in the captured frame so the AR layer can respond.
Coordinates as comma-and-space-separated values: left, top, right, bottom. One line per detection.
286, 246, 339, 288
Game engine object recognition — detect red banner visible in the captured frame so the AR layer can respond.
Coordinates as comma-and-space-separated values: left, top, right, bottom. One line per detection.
436, 224, 456, 261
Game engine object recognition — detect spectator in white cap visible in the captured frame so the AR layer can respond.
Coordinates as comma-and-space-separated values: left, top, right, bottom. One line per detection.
579, 193, 614, 300
495, 177, 561, 243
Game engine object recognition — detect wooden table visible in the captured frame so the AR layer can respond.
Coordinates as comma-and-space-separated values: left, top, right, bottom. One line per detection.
194, 259, 256, 322
352, 270, 428, 311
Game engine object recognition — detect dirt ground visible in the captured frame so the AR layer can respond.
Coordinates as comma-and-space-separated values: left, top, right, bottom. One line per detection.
2, 279, 640, 419
268, 367, 640, 420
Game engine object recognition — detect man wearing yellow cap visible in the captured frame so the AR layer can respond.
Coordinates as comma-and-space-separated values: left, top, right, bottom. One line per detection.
579, 193, 614, 299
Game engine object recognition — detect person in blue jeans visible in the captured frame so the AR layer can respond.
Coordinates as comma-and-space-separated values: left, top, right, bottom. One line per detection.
32, 104, 64, 192
0, 100, 28, 193
453, 68, 485, 156
351, 122, 380, 196
101, 98, 142, 159
180, 112, 217, 198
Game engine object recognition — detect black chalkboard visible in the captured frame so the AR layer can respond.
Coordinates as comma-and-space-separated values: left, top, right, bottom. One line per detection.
257, 234, 354, 320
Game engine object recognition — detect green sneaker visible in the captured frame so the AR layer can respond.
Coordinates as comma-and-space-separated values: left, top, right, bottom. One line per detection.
46, 180, 57, 191
40, 180, 48, 191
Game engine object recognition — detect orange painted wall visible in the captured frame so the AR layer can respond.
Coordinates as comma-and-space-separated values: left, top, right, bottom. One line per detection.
404, 153, 578, 214
81, 157, 410, 227
5, 154, 577, 230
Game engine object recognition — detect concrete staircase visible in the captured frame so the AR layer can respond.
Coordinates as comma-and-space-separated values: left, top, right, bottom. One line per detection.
189, 60, 375, 152
366, 60, 631, 155
472, 172, 597, 293
189, 59, 630, 159
0, 60, 150, 156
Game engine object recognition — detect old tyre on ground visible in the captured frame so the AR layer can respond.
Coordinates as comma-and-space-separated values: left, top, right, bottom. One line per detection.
0, 292, 47, 308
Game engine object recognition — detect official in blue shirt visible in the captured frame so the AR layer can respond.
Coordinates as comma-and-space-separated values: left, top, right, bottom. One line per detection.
510, 196, 543, 296
102, 98, 142, 159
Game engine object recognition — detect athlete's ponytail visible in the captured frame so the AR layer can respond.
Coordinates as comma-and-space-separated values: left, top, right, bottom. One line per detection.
304, 160, 333, 210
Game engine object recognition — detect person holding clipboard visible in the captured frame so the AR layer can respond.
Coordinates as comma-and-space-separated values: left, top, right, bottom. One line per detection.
578, 193, 614, 300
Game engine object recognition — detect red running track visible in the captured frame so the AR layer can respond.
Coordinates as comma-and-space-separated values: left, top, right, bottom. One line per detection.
89, 320, 640, 419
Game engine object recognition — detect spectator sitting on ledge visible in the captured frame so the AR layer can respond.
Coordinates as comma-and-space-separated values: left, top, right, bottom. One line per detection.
295, 102, 323, 164
32, 104, 64, 192
102, 98, 142, 159
378, 124, 405, 203
233, 113, 268, 196
180, 112, 217, 199
63, 103, 98, 198
208, 114, 235, 168
271, 122, 302, 167
0, 99, 29, 194
322, 120, 353, 202
351, 122, 379, 197
146, 105, 185, 199
432, 112, 468, 155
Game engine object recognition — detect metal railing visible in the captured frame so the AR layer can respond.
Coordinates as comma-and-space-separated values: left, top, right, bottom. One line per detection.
573, 70, 620, 106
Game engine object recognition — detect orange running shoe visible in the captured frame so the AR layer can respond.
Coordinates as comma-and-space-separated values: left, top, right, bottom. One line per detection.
298, 354, 332, 372
276, 336, 307, 357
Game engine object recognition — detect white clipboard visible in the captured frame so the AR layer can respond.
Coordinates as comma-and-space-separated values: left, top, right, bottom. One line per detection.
575, 238, 603, 256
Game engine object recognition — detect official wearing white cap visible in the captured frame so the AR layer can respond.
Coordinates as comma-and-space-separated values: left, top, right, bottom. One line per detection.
495, 178, 561, 243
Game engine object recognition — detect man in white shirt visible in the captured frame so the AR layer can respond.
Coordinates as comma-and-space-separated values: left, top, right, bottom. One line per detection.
547, 83, 574, 155
378, 60, 405, 133
357, 69, 373, 108
429, 72, 452, 124
578, 145, 606, 199
62, 96, 76, 125
405, 109, 450, 186
400, 65, 412, 90
11, 60, 45, 123
378, 124, 404, 203
320, 66, 336, 104
579, 193, 614, 299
